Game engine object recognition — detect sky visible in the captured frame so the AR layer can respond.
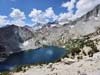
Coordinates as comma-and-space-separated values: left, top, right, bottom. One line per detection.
0, 0, 100, 27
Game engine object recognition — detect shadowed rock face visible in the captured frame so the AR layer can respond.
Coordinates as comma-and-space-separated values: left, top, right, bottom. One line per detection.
0, 25, 34, 55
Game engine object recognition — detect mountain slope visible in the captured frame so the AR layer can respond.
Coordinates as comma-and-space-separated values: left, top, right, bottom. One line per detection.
71, 4, 100, 36
0, 25, 34, 58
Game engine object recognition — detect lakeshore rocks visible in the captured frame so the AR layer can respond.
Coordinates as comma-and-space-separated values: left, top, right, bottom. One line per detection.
61, 58, 77, 64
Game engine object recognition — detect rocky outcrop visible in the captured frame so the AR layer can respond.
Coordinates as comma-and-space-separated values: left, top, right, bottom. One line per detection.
0, 25, 34, 58
70, 4, 100, 36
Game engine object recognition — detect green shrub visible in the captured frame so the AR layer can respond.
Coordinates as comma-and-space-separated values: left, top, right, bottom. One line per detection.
0, 72, 11, 75
64, 38, 84, 57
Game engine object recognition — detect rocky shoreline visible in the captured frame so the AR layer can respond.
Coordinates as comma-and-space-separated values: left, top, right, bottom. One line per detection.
13, 52, 100, 75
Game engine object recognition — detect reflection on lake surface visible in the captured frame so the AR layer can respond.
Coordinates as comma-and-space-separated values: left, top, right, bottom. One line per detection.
0, 46, 67, 72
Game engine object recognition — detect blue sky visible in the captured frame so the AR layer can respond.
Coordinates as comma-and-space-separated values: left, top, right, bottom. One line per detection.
0, 0, 100, 26
0, 0, 67, 16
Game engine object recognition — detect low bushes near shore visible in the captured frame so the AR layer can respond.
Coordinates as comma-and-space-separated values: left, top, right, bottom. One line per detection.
54, 35, 99, 59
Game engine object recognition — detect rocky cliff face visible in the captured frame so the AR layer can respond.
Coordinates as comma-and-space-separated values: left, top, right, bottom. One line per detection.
0, 25, 35, 61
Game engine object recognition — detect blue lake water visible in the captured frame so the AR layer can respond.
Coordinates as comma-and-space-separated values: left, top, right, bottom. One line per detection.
0, 46, 68, 72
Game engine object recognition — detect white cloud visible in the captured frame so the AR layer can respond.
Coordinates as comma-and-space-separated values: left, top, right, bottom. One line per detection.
10, 8, 26, 20
29, 9, 47, 24
0, 16, 9, 26
75, 0, 100, 18
61, 0, 76, 20
29, 9, 42, 18
62, 0, 76, 11
29, 7, 58, 24
44, 7, 58, 21
10, 20, 25, 27
58, 13, 69, 22
61, 0, 100, 20
10, 8, 26, 26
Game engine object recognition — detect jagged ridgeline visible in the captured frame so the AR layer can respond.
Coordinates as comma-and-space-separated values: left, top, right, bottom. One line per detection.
71, 4, 100, 36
